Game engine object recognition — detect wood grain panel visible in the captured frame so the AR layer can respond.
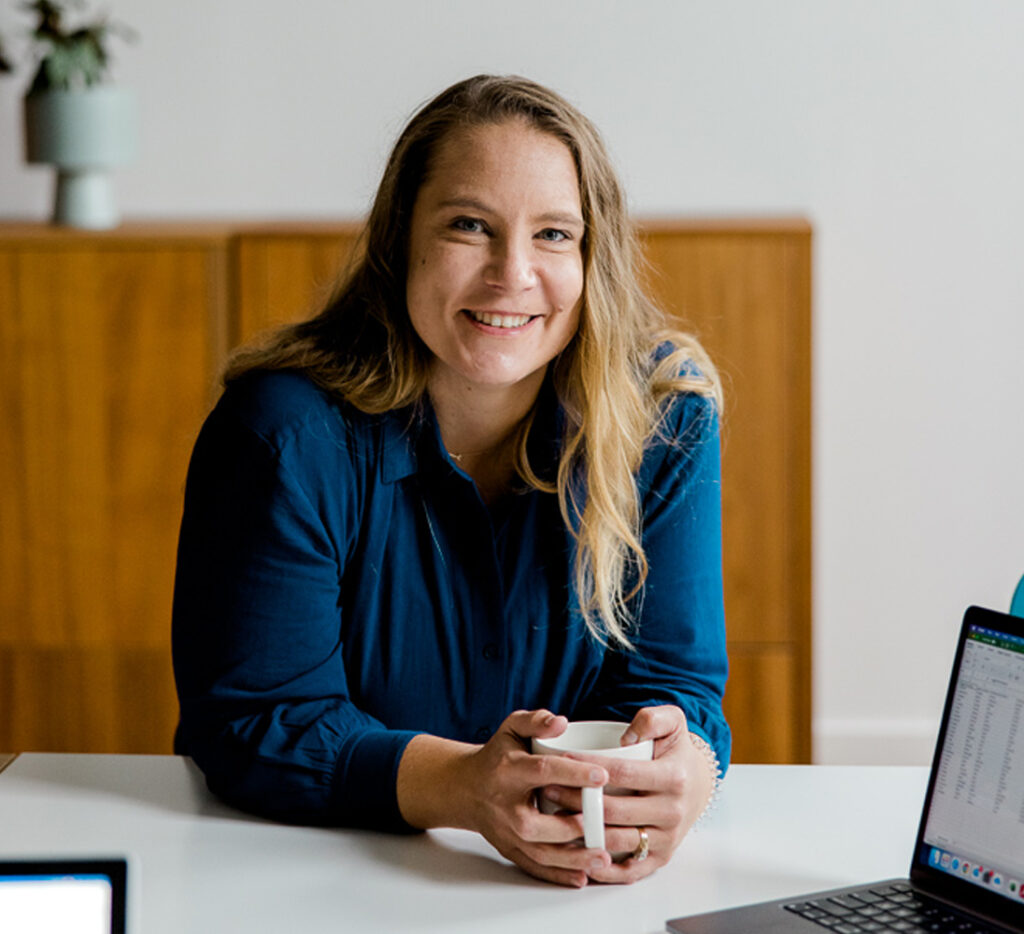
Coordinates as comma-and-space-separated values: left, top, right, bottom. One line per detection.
1, 248, 217, 645
234, 231, 362, 344
0, 251, 23, 641
724, 644, 799, 764
0, 645, 176, 753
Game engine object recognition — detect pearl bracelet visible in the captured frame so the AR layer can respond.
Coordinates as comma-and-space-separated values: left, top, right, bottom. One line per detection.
688, 732, 723, 827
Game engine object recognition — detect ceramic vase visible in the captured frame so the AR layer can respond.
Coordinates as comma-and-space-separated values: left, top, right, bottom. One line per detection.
23, 86, 138, 229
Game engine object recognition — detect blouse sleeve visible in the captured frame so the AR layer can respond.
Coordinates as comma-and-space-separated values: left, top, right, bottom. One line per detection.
171, 384, 420, 831
575, 391, 731, 770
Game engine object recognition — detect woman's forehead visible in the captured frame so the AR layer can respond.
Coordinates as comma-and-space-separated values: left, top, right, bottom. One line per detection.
418, 120, 581, 208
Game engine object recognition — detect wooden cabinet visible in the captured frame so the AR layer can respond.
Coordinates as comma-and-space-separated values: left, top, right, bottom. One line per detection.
640, 222, 813, 763
0, 225, 230, 753
0, 220, 811, 762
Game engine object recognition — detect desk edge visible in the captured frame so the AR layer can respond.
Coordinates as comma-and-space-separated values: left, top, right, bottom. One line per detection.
0, 753, 17, 775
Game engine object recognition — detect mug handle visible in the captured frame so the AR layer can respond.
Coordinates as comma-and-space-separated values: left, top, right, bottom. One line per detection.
581, 785, 605, 849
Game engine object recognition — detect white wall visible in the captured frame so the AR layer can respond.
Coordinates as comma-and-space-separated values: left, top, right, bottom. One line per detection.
3, 0, 1022, 764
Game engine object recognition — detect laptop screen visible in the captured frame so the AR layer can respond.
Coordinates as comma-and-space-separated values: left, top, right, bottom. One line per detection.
0, 860, 127, 934
913, 606, 1024, 922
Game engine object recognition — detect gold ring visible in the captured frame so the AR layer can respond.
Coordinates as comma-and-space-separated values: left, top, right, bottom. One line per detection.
632, 826, 650, 862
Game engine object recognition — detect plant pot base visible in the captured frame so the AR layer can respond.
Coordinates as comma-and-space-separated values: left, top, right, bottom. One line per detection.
53, 168, 120, 229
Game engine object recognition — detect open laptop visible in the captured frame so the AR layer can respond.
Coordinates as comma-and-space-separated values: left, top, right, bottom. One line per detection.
0, 858, 128, 934
667, 604, 1024, 934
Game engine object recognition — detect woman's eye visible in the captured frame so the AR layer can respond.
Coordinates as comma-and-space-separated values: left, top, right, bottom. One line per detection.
537, 228, 570, 243
451, 217, 486, 234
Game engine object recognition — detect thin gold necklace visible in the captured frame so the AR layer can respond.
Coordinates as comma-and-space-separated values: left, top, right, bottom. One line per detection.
447, 449, 487, 463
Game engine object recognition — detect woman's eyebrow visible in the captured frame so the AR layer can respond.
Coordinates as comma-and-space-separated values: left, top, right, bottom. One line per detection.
536, 211, 584, 229
435, 197, 492, 213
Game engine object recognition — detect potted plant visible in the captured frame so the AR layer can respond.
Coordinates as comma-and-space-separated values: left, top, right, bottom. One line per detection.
12, 1, 137, 229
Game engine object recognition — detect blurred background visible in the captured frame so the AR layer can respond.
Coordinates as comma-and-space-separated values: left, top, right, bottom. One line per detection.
1, 0, 1022, 765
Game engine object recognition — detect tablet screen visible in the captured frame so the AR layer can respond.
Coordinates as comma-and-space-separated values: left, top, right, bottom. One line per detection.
0, 860, 126, 934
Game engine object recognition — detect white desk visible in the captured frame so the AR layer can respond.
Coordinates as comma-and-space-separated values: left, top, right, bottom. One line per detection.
0, 755, 927, 934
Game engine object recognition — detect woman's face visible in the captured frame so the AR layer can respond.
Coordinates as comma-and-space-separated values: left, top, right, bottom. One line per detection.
406, 120, 584, 404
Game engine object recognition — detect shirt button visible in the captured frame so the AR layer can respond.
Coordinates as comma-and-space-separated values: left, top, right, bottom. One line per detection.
474, 727, 491, 742
482, 643, 500, 660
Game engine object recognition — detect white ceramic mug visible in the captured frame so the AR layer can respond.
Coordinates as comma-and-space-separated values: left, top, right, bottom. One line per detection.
531, 720, 654, 851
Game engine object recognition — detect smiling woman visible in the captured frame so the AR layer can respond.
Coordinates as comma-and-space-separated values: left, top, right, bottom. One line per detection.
405, 120, 585, 501
172, 74, 728, 889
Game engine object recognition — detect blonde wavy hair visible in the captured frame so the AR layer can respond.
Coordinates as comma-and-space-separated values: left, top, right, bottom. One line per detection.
225, 74, 721, 648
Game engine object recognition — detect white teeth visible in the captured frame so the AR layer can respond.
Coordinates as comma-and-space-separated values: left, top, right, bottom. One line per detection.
468, 310, 531, 328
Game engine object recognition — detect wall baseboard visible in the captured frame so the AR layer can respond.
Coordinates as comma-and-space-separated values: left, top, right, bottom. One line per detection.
813, 718, 939, 766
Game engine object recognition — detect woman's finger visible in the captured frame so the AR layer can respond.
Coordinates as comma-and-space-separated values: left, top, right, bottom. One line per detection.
568, 752, 670, 794
503, 708, 567, 743
587, 851, 663, 885
601, 824, 661, 860
507, 847, 590, 889
537, 784, 582, 812
512, 808, 589, 845
623, 704, 685, 740
518, 840, 611, 875
623, 705, 688, 757
526, 753, 609, 791
599, 791, 685, 830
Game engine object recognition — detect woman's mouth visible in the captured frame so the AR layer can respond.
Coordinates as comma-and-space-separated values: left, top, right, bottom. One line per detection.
464, 309, 535, 329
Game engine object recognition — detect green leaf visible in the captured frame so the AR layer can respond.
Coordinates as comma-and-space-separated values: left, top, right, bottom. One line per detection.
18, 1, 135, 91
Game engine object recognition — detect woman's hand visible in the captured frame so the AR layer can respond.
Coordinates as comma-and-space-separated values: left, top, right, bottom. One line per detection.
538, 705, 715, 884
396, 709, 615, 887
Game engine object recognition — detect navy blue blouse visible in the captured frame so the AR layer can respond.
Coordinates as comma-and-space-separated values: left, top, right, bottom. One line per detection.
172, 370, 729, 832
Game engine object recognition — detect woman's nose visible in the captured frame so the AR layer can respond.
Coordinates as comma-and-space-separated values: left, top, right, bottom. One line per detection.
485, 237, 537, 291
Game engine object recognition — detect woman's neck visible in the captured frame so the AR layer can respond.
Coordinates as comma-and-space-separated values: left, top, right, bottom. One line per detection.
427, 368, 543, 504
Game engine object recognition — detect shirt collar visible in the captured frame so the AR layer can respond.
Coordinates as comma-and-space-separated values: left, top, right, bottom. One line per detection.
379, 407, 419, 484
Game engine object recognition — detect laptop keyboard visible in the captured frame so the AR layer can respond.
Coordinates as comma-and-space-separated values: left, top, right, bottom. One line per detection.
784, 882, 999, 934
